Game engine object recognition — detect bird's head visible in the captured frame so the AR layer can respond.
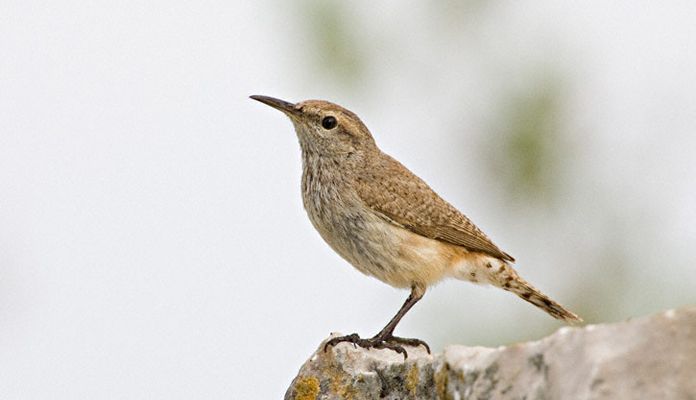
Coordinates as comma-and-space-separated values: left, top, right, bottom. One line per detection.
250, 95, 377, 157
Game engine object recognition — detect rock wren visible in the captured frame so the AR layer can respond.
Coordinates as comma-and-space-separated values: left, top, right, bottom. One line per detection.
250, 95, 581, 357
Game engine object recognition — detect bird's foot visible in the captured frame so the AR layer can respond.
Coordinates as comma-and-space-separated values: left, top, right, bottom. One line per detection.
324, 333, 408, 358
323, 333, 430, 359
386, 335, 431, 354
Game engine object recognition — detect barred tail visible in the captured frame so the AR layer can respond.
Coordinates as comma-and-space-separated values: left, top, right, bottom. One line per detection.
491, 262, 582, 323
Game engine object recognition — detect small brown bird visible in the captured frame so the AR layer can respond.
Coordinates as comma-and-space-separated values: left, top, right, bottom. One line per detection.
251, 95, 581, 357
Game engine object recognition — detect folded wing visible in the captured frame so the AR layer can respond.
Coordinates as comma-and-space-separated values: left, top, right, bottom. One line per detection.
357, 153, 514, 262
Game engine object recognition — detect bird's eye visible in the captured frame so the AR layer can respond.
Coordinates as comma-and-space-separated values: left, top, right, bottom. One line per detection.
321, 116, 337, 130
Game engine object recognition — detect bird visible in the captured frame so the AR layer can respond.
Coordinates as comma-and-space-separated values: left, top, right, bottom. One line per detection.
250, 95, 581, 358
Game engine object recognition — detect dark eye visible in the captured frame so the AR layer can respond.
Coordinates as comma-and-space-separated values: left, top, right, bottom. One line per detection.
321, 116, 337, 130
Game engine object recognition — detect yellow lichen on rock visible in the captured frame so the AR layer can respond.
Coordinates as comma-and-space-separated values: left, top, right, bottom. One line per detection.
294, 376, 320, 400
405, 364, 419, 395
434, 363, 452, 400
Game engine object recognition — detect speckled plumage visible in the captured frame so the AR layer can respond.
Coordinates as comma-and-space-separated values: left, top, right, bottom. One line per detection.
356, 151, 514, 262
251, 95, 581, 338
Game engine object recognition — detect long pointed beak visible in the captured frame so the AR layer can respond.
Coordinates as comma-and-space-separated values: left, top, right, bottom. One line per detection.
249, 95, 300, 116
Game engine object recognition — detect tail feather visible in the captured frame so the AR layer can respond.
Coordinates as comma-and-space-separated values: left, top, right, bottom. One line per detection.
490, 262, 582, 323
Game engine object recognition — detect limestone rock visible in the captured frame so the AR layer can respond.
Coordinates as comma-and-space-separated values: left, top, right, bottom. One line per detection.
285, 307, 696, 399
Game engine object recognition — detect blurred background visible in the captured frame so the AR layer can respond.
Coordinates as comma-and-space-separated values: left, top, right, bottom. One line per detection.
2, 1, 695, 398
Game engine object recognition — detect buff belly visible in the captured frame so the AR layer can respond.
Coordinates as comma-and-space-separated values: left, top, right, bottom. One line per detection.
312, 208, 490, 289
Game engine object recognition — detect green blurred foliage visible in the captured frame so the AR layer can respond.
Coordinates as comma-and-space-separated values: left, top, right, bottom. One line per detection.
432, 0, 493, 24
484, 76, 566, 205
297, 0, 366, 85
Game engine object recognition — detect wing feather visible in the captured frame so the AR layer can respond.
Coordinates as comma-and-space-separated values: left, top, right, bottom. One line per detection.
357, 154, 514, 262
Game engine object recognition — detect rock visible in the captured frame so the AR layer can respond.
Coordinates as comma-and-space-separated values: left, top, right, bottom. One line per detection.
284, 307, 696, 400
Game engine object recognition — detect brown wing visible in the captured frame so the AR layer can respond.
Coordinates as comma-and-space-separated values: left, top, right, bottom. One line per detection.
356, 153, 514, 262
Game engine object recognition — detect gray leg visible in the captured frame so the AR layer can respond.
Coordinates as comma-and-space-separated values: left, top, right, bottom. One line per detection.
324, 285, 430, 358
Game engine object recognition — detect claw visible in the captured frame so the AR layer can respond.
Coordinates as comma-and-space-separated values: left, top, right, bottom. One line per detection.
324, 333, 361, 352
387, 336, 431, 354
322, 333, 430, 359
377, 341, 408, 359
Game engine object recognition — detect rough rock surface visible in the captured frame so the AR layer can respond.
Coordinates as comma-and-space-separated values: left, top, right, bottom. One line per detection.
285, 307, 696, 400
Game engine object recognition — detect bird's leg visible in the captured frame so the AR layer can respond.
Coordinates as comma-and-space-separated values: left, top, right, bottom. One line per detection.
324, 285, 430, 358
372, 285, 430, 354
